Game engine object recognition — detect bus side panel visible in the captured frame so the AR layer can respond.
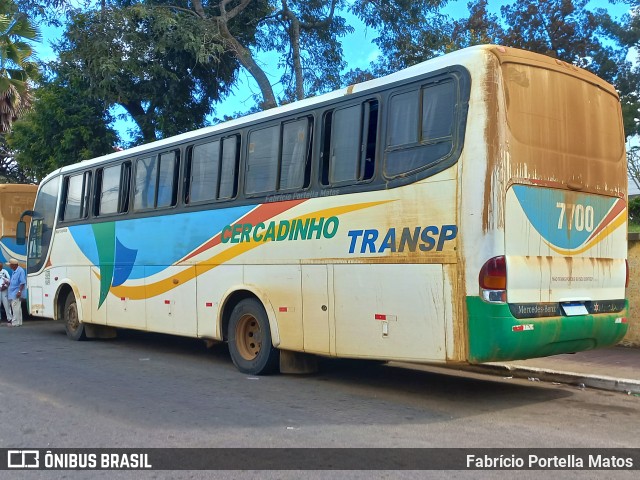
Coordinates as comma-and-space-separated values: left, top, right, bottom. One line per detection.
90, 271, 107, 325
443, 263, 466, 363
66, 266, 93, 324
244, 264, 303, 351
106, 266, 146, 330
196, 265, 243, 339
145, 265, 197, 336
333, 263, 448, 361
301, 265, 331, 355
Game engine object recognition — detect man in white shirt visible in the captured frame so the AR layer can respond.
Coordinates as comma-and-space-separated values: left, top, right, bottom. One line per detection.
0, 261, 10, 323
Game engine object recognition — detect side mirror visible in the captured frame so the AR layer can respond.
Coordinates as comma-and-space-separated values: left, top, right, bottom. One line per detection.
16, 220, 26, 246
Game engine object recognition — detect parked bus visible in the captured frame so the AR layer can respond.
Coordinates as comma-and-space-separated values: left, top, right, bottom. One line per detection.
18, 45, 628, 375
0, 184, 36, 266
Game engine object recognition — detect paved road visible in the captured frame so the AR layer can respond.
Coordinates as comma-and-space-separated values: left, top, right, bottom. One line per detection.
0, 319, 638, 479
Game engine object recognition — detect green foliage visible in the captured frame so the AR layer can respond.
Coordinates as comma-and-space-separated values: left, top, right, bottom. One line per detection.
259, 0, 352, 101
349, 0, 450, 76
0, 0, 41, 132
629, 196, 640, 223
598, 4, 640, 140
57, 5, 238, 143
7, 71, 118, 181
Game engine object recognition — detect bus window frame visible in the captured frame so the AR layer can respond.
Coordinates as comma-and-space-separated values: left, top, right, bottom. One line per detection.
60, 171, 91, 222
184, 134, 240, 207
382, 73, 465, 182
49, 66, 470, 224
320, 98, 379, 188
244, 115, 314, 199
92, 161, 132, 219
133, 149, 180, 212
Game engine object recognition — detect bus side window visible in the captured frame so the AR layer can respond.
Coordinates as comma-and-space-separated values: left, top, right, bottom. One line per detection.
188, 141, 220, 203
119, 162, 131, 213
94, 163, 130, 216
96, 164, 123, 216
245, 125, 279, 195
186, 135, 239, 204
219, 135, 239, 199
362, 100, 378, 181
81, 171, 93, 218
321, 100, 377, 186
134, 151, 179, 210
280, 118, 311, 191
62, 173, 84, 221
62, 171, 93, 221
134, 156, 157, 210
385, 79, 456, 177
157, 151, 179, 208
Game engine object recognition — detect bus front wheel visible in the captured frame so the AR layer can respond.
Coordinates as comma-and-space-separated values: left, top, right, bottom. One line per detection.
228, 299, 279, 375
63, 294, 86, 341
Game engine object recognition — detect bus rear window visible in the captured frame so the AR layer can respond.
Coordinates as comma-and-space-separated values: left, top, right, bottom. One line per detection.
502, 63, 624, 163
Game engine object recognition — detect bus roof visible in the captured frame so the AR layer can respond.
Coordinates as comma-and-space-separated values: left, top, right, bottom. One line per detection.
40, 44, 619, 184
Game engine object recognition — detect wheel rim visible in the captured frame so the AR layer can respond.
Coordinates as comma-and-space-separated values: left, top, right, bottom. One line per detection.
235, 313, 262, 361
66, 303, 79, 333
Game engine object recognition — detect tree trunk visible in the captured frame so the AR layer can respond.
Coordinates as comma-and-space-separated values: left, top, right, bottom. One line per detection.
217, 18, 278, 110
289, 17, 305, 101
122, 102, 157, 143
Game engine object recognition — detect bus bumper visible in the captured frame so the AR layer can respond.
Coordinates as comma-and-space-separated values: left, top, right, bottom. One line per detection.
466, 297, 629, 363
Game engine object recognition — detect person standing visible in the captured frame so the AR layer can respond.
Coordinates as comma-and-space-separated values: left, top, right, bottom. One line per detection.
8, 258, 26, 327
0, 261, 10, 323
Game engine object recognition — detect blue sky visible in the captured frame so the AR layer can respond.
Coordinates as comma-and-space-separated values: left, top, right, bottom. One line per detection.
36, 0, 632, 143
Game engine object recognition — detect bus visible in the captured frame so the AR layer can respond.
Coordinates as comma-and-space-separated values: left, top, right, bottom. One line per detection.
0, 184, 36, 266
17, 45, 628, 375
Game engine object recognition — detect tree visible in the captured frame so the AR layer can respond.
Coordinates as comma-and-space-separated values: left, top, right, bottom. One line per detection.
7, 67, 118, 181
261, 0, 351, 102
146, 0, 277, 109
0, 133, 32, 182
498, 0, 621, 76
450, 0, 504, 49
349, 0, 451, 76
599, 2, 640, 190
0, 0, 40, 133
57, 4, 239, 144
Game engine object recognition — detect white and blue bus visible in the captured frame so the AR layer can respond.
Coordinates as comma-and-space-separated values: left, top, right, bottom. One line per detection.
18, 45, 629, 374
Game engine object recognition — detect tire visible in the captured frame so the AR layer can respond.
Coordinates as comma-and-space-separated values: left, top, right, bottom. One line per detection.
63, 293, 86, 341
228, 298, 279, 375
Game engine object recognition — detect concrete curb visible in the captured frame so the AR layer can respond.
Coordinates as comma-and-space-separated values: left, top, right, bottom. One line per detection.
459, 363, 640, 395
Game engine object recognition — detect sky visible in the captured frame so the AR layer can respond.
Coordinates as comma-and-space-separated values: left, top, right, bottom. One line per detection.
36, 0, 634, 147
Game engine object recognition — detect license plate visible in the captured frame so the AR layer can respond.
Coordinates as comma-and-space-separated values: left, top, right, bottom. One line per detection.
561, 303, 589, 316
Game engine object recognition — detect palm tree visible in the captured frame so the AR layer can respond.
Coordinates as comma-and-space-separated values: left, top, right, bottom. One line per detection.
0, 3, 40, 133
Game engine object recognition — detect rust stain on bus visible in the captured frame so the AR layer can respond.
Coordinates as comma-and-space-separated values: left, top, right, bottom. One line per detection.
481, 53, 504, 234
482, 48, 627, 233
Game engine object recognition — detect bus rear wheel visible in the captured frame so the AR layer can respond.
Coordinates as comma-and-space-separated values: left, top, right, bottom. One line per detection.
228, 298, 279, 375
64, 293, 86, 341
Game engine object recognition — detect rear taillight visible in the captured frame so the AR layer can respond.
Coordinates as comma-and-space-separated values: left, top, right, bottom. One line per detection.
479, 256, 507, 303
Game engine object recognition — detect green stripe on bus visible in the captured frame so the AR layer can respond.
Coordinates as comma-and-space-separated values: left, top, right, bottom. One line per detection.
92, 222, 116, 308
466, 297, 629, 363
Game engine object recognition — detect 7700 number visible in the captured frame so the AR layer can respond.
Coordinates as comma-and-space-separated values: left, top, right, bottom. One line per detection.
556, 202, 594, 232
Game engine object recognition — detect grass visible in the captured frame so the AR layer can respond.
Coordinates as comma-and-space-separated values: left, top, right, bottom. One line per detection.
629, 221, 640, 233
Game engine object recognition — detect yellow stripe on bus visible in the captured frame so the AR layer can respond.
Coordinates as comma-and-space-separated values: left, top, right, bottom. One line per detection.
105, 200, 393, 300
544, 212, 626, 256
